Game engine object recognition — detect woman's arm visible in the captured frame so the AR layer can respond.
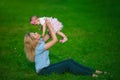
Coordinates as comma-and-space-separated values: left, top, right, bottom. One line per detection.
42, 20, 50, 42
42, 24, 46, 37
43, 34, 50, 42
44, 19, 58, 50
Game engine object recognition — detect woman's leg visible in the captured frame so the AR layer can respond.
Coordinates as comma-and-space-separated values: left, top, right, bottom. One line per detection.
65, 59, 94, 76
70, 59, 95, 73
38, 59, 71, 75
38, 59, 94, 76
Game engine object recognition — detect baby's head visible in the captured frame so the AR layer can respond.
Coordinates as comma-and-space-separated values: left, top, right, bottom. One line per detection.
30, 16, 39, 25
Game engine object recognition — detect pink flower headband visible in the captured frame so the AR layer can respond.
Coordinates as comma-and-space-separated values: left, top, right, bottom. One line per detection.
30, 20, 36, 25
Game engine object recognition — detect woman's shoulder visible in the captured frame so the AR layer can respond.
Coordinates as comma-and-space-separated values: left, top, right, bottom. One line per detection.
35, 38, 45, 55
36, 38, 45, 51
37, 38, 44, 46
40, 38, 44, 42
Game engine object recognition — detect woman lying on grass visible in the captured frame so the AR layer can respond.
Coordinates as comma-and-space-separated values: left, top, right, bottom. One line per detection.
24, 19, 106, 77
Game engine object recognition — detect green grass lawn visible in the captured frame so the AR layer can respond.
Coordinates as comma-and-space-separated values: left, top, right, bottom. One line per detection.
0, 0, 120, 80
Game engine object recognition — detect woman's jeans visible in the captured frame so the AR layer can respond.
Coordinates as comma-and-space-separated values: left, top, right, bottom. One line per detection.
38, 59, 95, 76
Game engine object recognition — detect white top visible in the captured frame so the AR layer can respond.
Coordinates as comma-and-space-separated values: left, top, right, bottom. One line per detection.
38, 17, 53, 26
38, 17, 46, 26
38, 17, 63, 32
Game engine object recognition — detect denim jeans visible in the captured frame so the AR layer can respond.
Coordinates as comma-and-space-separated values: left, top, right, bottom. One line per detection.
38, 59, 95, 76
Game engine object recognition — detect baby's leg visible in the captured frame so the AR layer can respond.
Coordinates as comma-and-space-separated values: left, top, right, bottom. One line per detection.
56, 31, 68, 43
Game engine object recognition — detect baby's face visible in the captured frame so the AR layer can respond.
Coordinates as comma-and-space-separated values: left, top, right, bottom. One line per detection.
30, 20, 37, 25
30, 19, 40, 25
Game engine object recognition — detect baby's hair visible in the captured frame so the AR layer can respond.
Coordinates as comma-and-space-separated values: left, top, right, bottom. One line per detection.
30, 16, 39, 21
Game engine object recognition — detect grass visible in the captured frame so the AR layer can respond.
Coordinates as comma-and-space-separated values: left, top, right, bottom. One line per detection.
0, 0, 120, 80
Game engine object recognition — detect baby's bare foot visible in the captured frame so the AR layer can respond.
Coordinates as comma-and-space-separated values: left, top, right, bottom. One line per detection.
59, 37, 68, 43
92, 74, 98, 78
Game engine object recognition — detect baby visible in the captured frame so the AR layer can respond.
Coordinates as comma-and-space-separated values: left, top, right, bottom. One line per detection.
30, 16, 68, 43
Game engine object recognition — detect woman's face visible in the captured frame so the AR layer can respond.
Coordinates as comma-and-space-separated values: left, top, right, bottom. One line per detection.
30, 32, 41, 40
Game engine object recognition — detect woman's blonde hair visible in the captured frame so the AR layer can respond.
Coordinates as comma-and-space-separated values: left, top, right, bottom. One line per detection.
24, 32, 39, 62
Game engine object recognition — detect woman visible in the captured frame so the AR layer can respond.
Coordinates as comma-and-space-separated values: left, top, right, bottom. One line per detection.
24, 19, 104, 77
